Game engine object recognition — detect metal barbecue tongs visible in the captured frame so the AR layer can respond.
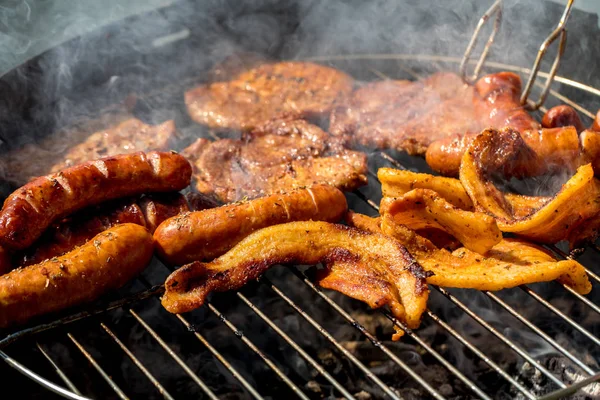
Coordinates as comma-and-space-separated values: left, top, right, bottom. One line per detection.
459, 0, 575, 111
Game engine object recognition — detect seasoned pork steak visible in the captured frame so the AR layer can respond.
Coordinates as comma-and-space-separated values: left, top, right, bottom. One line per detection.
182, 118, 367, 202
329, 72, 481, 155
185, 61, 354, 131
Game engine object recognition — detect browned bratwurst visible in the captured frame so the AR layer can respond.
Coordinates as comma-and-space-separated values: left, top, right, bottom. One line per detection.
0, 224, 154, 329
19, 200, 146, 267
154, 184, 347, 265
0, 151, 192, 251
542, 105, 586, 132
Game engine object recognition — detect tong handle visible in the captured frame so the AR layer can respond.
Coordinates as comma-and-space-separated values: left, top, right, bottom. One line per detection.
520, 0, 575, 111
459, 0, 503, 85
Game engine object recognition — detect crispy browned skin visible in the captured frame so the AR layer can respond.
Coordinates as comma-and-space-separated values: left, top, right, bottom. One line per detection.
474, 72, 540, 132
329, 72, 480, 155
185, 61, 354, 131
380, 189, 502, 254
182, 118, 367, 202
346, 212, 591, 295
460, 129, 600, 247
154, 185, 347, 265
542, 105, 586, 132
0, 151, 192, 251
162, 221, 430, 338
378, 168, 550, 218
3, 118, 177, 185
0, 224, 154, 328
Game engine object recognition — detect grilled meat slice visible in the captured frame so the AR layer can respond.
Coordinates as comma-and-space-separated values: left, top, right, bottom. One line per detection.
182, 118, 367, 202
460, 129, 600, 248
329, 72, 481, 155
380, 189, 502, 254
185, 61, 354, 131
378, 168, 550, 218
3, 118, 177, 185
162, 221, 430, 340
346, 212, 591, 295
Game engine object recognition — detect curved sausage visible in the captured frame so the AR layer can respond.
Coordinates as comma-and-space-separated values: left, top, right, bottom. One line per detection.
154, 184, 347, 265
542, 105, 586, 132
0, 223, 154, 328
0, 151, 191, 250
474, 72, 540, 132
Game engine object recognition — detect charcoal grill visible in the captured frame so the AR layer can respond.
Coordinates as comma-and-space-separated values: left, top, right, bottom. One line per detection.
1, 1, 600, 399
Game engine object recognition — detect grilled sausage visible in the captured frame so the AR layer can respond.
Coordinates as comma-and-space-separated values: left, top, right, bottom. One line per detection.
542, 105, 586, 132
0, 224, 154, 328
474, 72, 540, 132
18, 200, 147, 267
0, 151, 192, 251
426, 72, 541, 176
154, 184, 348, 265
18, 193, 195, 267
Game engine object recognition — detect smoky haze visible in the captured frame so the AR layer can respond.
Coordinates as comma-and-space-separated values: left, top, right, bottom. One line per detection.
0, 0, 598, 147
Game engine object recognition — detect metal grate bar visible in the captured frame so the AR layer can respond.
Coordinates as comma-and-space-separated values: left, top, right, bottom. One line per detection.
425, 309, 536, 399
519, 286, 600, 346
556, 282, 600, 315
293, 269, 447, 400
261, 276, 403, 400
36, 342, 82, 396
206, 302, 311, 400
353, 189, 381, 211
381, 310, 492, 400
129, 309, 219, 400
538, 371, 600, 400
0, 350, 90, 400
547, 244, 600, 284
100, 322, 175, 400
0, 285, 164, 349
484, 292, 595, 375
67, 332, 129, 400
434, 287, 566, 388
235, 291, 358, 400
176, 314, 265, 400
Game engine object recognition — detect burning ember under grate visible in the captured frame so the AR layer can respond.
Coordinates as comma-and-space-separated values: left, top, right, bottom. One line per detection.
2, 54, 600, 400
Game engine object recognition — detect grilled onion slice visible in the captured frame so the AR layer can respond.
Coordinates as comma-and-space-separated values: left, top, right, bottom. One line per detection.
162, 221, 430, 338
